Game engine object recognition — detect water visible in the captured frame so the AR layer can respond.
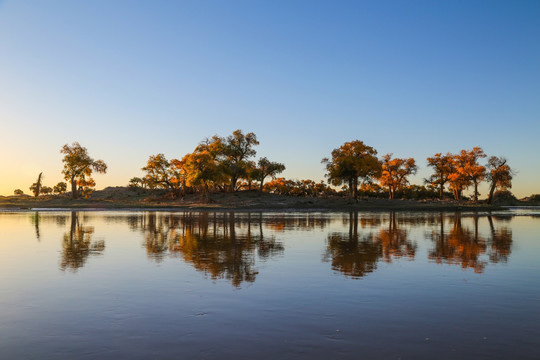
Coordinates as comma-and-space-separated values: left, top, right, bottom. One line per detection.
1, 210, 539, 359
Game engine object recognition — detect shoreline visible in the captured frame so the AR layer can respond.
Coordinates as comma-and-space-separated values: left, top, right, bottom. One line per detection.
0, 199, 510, 213
2, 188, 532, 212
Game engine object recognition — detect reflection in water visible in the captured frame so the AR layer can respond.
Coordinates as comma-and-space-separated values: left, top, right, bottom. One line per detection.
60, 212, 105, 271
324, 212, 381, 278
488, 216, 512, 263
0, 210, 535, 359
23, 211, 514, 279
376, 212, 417, 262
324, 212, 417, 278
30, 212, 40, 241
427, 214, 513, 273
132, 212, 284, 287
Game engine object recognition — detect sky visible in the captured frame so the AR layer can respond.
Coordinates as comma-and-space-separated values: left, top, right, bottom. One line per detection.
0, 0, 539, 198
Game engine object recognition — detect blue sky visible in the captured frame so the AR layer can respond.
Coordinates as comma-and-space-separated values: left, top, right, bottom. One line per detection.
0, 0, 539, 197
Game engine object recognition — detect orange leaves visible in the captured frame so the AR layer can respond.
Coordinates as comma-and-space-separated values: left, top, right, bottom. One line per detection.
379, 154, 417, 199
60, 142, 107, 199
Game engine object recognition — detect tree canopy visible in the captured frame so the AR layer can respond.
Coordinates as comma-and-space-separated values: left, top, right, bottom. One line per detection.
486, 156, 513, 204
322, 140, 381, 200
61, 142, 107, 199
379, 154, 417, 199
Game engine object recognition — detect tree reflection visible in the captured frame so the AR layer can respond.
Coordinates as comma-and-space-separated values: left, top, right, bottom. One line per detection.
376, 212, 417, 262
324, 212, 381, 278
487, 216, 512, 263
30, 212, 40, 241
427, 213, 513, 273
140, 213, 181, 262
324, 212, 416, 278
60, 212, 105, 271
133, 212, 284, 287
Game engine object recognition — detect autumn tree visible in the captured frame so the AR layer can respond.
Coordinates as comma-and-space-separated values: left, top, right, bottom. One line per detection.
456, 147, 486, 202
379, 154, 417, 199
242, 161, 258, 190
486, 156, 513, 204
60, 142, 107, 199
426, 153, 454, 199
218, 130, 259, 192
53, 182, 67, 195
141, 154, 183, 196
263, 177, 294, 195
253, 157, 286, 191
322, 140, 381, 200
182, 150, 222, 202
29, 172, 43, 197
447, 156, 470, 201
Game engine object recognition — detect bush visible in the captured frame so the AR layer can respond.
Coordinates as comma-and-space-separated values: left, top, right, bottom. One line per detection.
492, 190, 519, 205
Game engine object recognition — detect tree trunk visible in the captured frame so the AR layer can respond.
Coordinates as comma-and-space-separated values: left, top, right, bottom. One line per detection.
487, 182, 496, 204
71, 177, 78, 199
34, 172, 43, 197
259, 175, 266, 192
353, 177, 358, 200
473, 181, 479, 202
202, 182, 210, 202
230, 176, 238, 192
439, 182, 444, 200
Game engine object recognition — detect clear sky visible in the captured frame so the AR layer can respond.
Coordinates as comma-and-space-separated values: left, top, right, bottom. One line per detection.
0, 0, 539, 198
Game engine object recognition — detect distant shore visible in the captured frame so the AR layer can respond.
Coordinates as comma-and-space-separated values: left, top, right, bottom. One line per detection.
0, 187, 529, 212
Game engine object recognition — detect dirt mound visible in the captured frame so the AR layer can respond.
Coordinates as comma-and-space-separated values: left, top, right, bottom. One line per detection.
92, 187, 162, 201
520, 194, 540, 204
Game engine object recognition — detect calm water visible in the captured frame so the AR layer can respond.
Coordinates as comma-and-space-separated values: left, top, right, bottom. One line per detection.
1, 210, 539, 359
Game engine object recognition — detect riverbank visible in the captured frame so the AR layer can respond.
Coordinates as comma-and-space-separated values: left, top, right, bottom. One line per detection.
0, 187, 520, 212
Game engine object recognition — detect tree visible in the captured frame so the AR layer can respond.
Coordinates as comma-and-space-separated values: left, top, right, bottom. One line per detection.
128, 177, 145, 188
447, 155, 470, 201
53, 182, 67, 195
219, 130, 259, 192
253, 157, 286, 191
141, 154, 183, 196
41, 186, 53, 195
486, 156, 513, 204
14, 189, 24, 196
456, 147, 486, 202
322, 140, 381, 200
60, 142, 107, 199
141, 154, 170, 189
426, 153, 454, 199
263, 177, 295, 195
29, 172, 43, 197
379, 154, 417, 199
182, 150, 222, 202
242, 160, 258, 190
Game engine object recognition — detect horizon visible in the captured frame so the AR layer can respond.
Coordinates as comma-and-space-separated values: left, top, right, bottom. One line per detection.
1, 1, 539, 198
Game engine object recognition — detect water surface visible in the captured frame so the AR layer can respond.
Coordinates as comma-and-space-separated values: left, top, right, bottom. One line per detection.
1, 210, 539, 359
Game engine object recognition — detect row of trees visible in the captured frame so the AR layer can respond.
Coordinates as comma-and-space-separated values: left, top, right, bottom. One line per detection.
14, 173, 67, 197
322, 141, 512, 203
13, 133, 513, 203
426, 149, 512, 203
131, 130, 286, 201
14, 142, 106, 199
